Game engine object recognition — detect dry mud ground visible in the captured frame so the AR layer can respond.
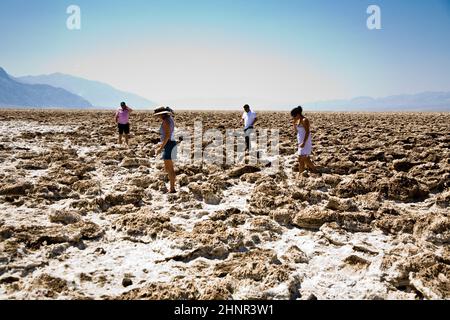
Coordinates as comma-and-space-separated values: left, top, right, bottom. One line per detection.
0, 109, 449, 300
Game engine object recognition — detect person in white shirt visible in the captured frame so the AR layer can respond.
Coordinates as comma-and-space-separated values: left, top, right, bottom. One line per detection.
242, 104, 257, 151
291, 106, 317, 177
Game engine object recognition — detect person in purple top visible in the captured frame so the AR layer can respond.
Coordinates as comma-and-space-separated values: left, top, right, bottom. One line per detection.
115, 102, 133, 146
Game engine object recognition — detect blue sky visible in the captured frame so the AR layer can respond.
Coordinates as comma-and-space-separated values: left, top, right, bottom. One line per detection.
1, 0, 449, 107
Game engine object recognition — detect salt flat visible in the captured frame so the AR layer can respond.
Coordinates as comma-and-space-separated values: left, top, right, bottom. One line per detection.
0, 110, 448, 300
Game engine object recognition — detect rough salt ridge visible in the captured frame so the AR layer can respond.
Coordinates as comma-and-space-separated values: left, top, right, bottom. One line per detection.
0, 110, 448, 300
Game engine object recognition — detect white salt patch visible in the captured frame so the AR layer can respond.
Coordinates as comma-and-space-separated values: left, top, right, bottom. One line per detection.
203, 182, 251, 213
256, 224, 398, 299
0, 121, 76, 136
169, 181, 253, 232
25, 238, 185, 299
0, 204, 51, 227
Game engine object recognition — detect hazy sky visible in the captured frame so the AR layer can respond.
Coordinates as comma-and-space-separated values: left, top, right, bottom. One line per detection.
1, 0, 450, 108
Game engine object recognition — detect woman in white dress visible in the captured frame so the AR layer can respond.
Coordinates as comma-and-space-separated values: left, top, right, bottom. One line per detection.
291, 106, 317, 177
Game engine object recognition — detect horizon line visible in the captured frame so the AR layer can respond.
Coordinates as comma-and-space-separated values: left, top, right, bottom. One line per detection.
1, 106, 449, 114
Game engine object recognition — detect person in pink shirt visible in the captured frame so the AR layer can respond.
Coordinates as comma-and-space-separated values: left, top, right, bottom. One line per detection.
115, 102, 133, 146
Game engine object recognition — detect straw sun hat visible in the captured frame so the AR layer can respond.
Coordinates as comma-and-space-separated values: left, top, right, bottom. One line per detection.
153, 106, 174, 116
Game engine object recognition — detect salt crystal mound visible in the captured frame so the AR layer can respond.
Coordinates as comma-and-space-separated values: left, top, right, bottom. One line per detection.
0, 110, 448, 300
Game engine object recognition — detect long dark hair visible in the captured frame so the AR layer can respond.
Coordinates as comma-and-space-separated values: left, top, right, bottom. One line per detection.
290, 106, 303, 118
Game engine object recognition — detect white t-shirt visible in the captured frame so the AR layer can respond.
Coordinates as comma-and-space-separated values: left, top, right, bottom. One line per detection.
242, 111, 257, 130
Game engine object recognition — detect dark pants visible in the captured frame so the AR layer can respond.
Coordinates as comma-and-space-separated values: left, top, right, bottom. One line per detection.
118, 123, 130, 135
244, 126, 254, 151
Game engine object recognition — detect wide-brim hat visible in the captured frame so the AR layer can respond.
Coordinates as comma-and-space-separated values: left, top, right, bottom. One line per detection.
153, 107, 172, 116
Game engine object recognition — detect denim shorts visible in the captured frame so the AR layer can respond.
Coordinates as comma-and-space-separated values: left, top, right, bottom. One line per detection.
163, 140, 177, 160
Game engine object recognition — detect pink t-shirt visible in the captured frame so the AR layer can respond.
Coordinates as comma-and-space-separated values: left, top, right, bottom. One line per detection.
116, 108, 129, 124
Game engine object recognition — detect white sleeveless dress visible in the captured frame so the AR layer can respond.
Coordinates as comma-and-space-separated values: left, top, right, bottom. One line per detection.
297, 124, 312, 156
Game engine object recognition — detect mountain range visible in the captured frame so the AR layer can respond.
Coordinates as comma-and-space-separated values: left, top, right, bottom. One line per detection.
304, 92, 450, 112
0, 67, 157, 109
1, 66, 449, 111
0, 67, 92, 108
18, 73, 157, 109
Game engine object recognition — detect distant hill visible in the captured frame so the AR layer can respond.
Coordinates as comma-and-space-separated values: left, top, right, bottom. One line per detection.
304, 92, 450, 112
18, 73, 157, 109
0, 67, 92, 108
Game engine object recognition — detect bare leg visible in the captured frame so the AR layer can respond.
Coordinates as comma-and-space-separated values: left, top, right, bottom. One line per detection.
304, 156, 317, 173
164, 160, 176, 192
297, 156, 306, 179
118, 134, 123, 145
124, 134, 129, 146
